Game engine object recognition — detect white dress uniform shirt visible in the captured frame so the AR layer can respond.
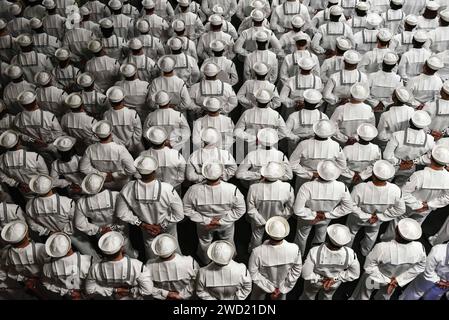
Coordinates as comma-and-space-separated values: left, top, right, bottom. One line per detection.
237, 79, 281, 110
347, 14, 368, 34
140, 13, 170, 41
80, 141, 136, 190
244, 49, 278, 83
174, 1, 206, 22
115, 179, 184, 259
425, 25, 449, 53
350, 240, 426, 300
10, 51, 53, 83
0, 34, 19, 62
247, 180, 295, 249
384, 128, 435, 166
270, 2, 311, 35
186, 146, 237, 183
197, 30, 235, 60
165, 52, 200, 87
248, 239, 302, 299
311, 8, 346, 32
423, 98, 449, 132
183, 181, 246, 262
367, 70, 403, 108
32, 32, 61, 56
353, 29, 380, 55
416, 16, 439, 31
7, 17, 31, 37
406, 74, 444, 107
377, 105, 415, 143
42, 252, 92, 297
50, 155, 84, 188
347, 181, 406, 255
80, 21, 102, 38
234, 107, 296, 145
236, 0, 271, 20
13, 108, 64, 145
80, 89, 109, 119
0, 149, 48, 189
108, 14, 133, 40
294, 179, 355, 254
143, 107, 190, 151
0, 114, 14, 134
25, 193, 75, 236
138, 34, 166, 61
280, 74, 323, 109
436, 50, 449, 81
236, 148, 293, 184
200, 56, 238, 86
279, 31, 311, 56
322, 69, 369, 106
85, 55, 120, 92
287, 109, 328, 142
237, 16, 270, 34
311, 21, 354, 55
82, 0, 108, 22
234, 26, 281, 57
390, 29, 417, 56
289, 137, 347, 180
196, 261, 252, 300
400, 167, 449, 223
54, 0, 75, 17
85, 256, 154, 299
301, 243, 360, 300
402, 0, 426, 15
62, 27, 95, 63
122, 54, 156, 82
204, 20, 238, 41
35, 85, 68, 119
398, 48, 432, 82
189, 79, 238, 115
151, 0, 174, 21
331, 102, 376, 144
42, 13, 66, 40
166, 35, 197, 60
192, 113, 235, 151
0, 202, 26, 231
140, 147, 186, 189
3, 80, 36, 115
201, 0, 237, 19
60, 111, 98, 147
101, 35, 126, 61
52, 64, 80, 91
148, 74, 192, 111
172, 11, 205, 41
114, 78, 151, 121
381, 8, 406, 34
148, 254, 199, 300
400, 243, 449, 300
341, 142, 382, 182
103, 107, 143, 153
0, 241, 48, 283
279, 50, 320, 85
360, 48, 395, 74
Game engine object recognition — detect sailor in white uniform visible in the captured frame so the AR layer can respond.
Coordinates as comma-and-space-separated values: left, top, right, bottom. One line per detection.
383, 110, 435, 186
340, 124, 381, 185
75, 173, 137, 258
346, 160, 406, 256
398, 30, 431, 83
147, 234, 199, 300
350, 218, 426, 300
248, 216, 302, 300
34, 71, 68, 120
246, 162, 295, 250
115, 155, 184, 260
293, 160, 355, 255
85, 231, 154, 299
80, 120, 136, 191
300, 224, 360, 300
183, 162, 246, 264
41, 233, 92, 300
140, 126, 186, 192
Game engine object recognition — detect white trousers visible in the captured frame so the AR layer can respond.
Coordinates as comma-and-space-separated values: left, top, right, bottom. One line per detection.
299, 280, 341, 300
295, 218, 330, 256
196, 223, 235, 264
400, 273, 449, 300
